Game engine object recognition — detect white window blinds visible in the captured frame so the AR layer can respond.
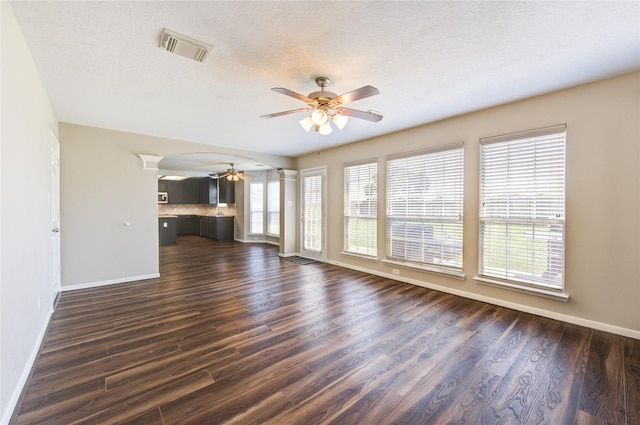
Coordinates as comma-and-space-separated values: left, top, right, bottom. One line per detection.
386, 144, 464, 271
303, 174, 322, 251
249, 182, 264, 234
267, 181, 280, 235
344, 161, 377, 256
479, 125, 566, 290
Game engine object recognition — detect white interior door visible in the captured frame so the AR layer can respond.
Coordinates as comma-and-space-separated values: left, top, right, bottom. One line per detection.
300, 168, 326, 261
50, 130, 61, 307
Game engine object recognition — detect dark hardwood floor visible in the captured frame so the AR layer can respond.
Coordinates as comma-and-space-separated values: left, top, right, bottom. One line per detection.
12, 236, 640, 424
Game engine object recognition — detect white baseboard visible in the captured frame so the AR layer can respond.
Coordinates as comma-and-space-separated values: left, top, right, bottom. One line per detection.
1, 308, 53, 425
278, 252, 300, 258
234, 238, 280, 247
234, 238, 266, 243
326, 259, 640, 340
61, 273, 160, 292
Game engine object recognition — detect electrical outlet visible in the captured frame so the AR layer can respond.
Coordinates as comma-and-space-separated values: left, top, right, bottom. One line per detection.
392, 269, 400, 275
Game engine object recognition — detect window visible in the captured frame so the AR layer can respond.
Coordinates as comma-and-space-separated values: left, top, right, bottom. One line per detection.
386, 144, 464, 273
267, 180, 280, 236
344, 161, 377, 256
302, 172, 323, 252
479, 125, 566, 292
249, 182, 264, 234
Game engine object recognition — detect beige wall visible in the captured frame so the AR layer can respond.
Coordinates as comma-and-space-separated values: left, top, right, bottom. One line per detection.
298, 72, 640, 337
60, 125, 160, 287
59, 124, 296, 293
59, 124, 295, 287
0, 2, 59, 421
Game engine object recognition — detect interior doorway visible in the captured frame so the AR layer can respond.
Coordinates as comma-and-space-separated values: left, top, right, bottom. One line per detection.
50, 130, 61, 308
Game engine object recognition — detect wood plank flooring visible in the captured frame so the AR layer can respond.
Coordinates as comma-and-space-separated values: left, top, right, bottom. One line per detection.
11, 236, 640, 424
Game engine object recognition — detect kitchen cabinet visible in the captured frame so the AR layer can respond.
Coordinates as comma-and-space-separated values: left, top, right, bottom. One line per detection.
177, 215, 198, 235
160, 179, 200, 204
158, 216, 177, 244
199, 216, 234, 241
218, 178, 235, 204
158, 177, 231, 205
215, 216, 234, 241
199, 177, 218, 204
164, 181, 182, 203
180, 179, 200, 204
199, 216, 210, 238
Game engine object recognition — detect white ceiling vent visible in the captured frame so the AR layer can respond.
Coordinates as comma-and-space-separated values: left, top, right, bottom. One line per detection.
159, 29, 212, 63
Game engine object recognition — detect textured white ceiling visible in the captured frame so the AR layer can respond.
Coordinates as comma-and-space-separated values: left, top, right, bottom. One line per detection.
10, 1, 640, 161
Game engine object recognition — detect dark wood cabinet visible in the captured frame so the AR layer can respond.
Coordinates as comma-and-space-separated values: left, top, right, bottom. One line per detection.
199, 216, 210, 238
216, 216, 234, 241
158, 177, 233, 205
177, 215, 198, 235
199, 177, 218, 204
163, 181, 181, 204
181, 179, 200, 204
218, 178, 235, 204
199, 216, 234, 241
158, 216, 177, 244
159, 178, 200, 204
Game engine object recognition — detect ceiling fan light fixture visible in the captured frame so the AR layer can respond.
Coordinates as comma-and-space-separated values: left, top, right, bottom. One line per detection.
299, 116, 313, 132
318, 121, 333, 135
311, 109, 328, 126
332, 113, 349, 130
262, 76, 382, 135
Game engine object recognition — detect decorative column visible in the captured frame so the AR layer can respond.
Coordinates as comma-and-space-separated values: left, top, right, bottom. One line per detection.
137, 154, 163, 170
277, 169, 298, 257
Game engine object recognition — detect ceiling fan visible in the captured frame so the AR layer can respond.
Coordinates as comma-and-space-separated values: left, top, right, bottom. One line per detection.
261, 76, 383, 135
214, 163, 254, 181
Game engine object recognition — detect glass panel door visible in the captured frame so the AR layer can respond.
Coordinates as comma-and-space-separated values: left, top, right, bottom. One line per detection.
301, 168, 325, 261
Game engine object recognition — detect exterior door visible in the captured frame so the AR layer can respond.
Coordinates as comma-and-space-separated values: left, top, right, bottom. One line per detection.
300, 167, 326, 261
50, 130, 61, 307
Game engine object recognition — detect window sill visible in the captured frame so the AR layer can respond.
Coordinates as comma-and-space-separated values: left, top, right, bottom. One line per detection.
382, 259, 465, 280
474, 276, 569, 302
340, 252, 379, 262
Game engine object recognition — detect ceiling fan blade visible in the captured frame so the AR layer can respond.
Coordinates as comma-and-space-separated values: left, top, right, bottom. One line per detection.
260, 107, 311, 118
271, 87, 313, 103
217, 172, 230, 178
334, 85, 379, 105
339, 107, 383, 122
238, 172, 255, 178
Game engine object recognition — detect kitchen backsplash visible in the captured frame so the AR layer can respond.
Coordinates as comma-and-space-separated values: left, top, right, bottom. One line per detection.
158, 204, 236, 216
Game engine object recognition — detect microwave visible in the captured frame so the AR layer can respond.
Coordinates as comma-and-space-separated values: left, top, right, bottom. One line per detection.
158, 192, 168, 203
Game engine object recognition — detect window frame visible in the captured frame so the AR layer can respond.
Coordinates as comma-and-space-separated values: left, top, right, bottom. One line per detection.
249, 181, 264, 235
266, 180, 280, 236
385, 143, 464, 276
343, 159, 378, 258
476, 124, 568, 300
